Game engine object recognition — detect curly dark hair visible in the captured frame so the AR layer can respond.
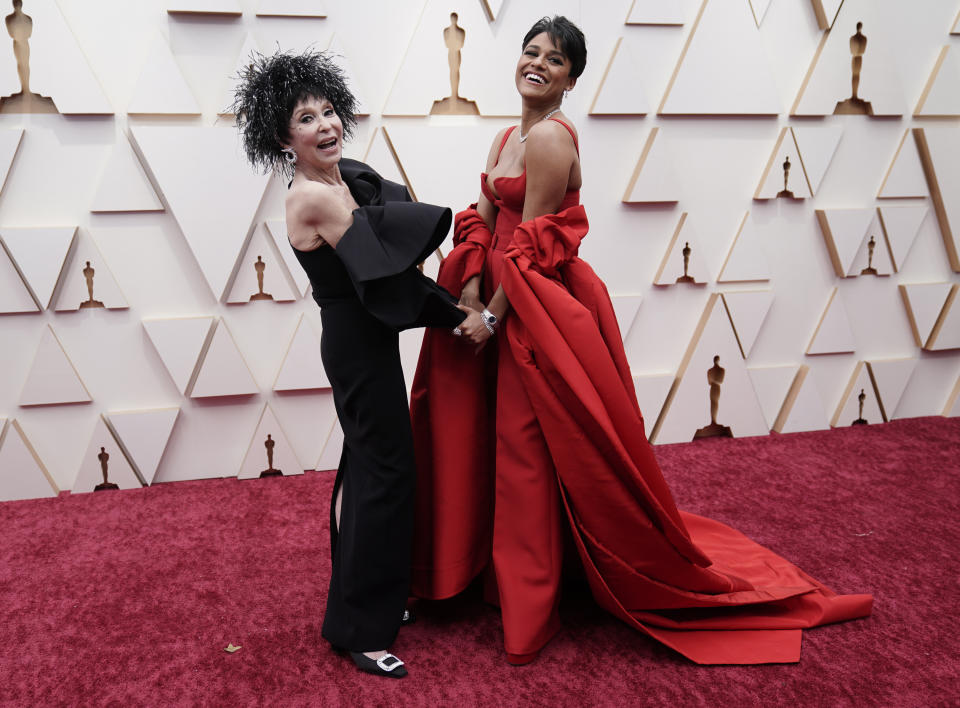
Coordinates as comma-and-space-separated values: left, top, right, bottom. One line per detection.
231, 48, 359, 177
523, 16, 587, 79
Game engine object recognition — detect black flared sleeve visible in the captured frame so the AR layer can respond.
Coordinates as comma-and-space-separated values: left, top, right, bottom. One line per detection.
332, 161, 465, 331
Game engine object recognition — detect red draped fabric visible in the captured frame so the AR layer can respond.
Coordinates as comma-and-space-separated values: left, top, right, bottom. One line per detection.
410, 205, 872, 664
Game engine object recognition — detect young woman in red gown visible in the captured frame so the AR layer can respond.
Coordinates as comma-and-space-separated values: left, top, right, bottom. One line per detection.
410, 16, 872, 665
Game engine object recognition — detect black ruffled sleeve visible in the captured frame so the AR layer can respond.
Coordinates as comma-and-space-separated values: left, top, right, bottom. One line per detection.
332, 162, 465, 331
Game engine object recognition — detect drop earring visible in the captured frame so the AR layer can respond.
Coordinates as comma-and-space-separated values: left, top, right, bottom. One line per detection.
282, 147, 297, 168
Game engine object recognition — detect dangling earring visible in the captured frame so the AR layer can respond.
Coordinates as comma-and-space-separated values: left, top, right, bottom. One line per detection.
563, 89, 570, 101
282, 147, 297, 168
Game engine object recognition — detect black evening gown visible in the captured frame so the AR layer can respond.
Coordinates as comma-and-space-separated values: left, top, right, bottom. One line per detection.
291, 159, 464, 651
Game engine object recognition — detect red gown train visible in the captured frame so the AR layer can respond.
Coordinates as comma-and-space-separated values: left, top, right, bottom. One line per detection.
409, 124, 872, 664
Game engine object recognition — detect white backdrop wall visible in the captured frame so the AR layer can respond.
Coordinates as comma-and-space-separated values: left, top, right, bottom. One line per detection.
0, 0, 958, 500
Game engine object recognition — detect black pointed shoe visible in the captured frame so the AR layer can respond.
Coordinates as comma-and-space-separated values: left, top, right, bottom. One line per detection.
349, 652, 407, 678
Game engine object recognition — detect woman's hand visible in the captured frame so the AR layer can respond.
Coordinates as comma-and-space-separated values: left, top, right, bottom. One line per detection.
456, 305, 493, 351
459, 276, 485, 312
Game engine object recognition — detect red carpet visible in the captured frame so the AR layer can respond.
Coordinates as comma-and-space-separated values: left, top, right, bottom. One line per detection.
1, 417, 957, 706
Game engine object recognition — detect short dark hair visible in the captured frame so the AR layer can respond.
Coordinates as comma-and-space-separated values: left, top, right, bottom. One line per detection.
522, 16, 587, 79
231, 48, 358, 176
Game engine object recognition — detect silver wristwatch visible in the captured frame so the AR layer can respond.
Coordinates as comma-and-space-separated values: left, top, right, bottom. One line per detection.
481, 308, 499, 336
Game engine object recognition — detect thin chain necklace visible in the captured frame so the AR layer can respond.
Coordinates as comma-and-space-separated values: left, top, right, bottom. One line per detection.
519, 108, 561, 143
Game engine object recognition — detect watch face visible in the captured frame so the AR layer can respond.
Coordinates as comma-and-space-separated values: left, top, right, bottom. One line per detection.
484, 311, 497, 324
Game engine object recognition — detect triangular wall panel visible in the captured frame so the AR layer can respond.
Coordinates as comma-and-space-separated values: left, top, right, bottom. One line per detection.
127, 32, 201, 115
480, 0, 504, 22
72, 416, 142, 493
54, 232, 129, 311
142, 316, 215, 395
226, 225, 298, 304
256, 0, 327, 16
651, 293, 768, 443
238, 404, 303, 479
831, 361, 884, 427
915, 46, 960, 117
755, 128, 812, 200
220, 34, 261, 115
131, 126, 271, 300
810, 0, 845, 30
191, 319, 259, 398
792, 5, 905, 116
815, 208, 877, 277
926, 287, 960, 351
0, 129, 23, 196
866, 358, 915, 421
659, 0, 781, 115
747, 0, 772, 27
747, 365, 799, 430
19, 325, 92, 406
90, 133, 164, 212
944, 376, 960, 417
877, 205, 927, 272
166, 1, 242, 14
315, 417, 344, 471
632, 373, 674, 431
0, 227, 77, 310
264, 220, 311, 297
328, 34, 369, 117
774, 365, 831, 434
717, 213, 770, 283
273, 314, 331, 391
104, 408, 180, 486
898, 283, 954, 348
721, 290, 774, 358
362, 127, 415, 199
877, 129, 929, 199
590, 37, 651, 115
610, 295, 644, 341
0, 419, 59, 502
792, 124, 844, 195
622, 128, 681, 203
913, 126, 960, 271
807, 287, 856, 355
653, 213, 709, 285
626, 0, 684, 24
0, 247, 39, 314
27, 1, 113, 113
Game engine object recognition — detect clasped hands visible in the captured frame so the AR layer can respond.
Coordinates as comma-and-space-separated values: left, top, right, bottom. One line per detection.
453, 278, 493, 350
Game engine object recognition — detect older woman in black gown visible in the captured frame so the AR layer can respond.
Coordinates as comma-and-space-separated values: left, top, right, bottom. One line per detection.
233, 50, 480, 679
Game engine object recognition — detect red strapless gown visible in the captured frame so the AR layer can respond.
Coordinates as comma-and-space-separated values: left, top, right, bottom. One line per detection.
409, 123, 872, 664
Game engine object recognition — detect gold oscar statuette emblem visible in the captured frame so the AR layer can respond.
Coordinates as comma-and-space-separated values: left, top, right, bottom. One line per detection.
852, 388, 868, 425
777, 155, 795, 198
94, 446, 119, 491
676, 241, 695, 284
694, 355, 733, 440
430, 12, 479, 115
249, 255, 274, 301
79, 261, 105, 309
834, 22, 874, 115
860, 236, 879, 275
1, 0, 57, 113
259, 434, 282, 477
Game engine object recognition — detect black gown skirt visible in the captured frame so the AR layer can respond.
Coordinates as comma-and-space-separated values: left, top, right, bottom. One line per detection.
292, 159, 464, 652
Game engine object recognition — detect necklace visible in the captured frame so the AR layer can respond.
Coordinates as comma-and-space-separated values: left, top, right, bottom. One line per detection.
519, 108, 561, 143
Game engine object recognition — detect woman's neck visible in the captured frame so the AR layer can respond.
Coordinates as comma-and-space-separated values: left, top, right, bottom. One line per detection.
519, 102, 563, 136
294, 162, 343, 187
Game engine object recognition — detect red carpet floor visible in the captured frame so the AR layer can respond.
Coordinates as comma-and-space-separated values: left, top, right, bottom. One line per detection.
1, 416, 958, 707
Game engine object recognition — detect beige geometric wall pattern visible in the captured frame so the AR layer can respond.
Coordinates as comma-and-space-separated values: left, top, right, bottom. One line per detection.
0, 0, 958, 501
625, 0, 684, 26
876, 129, 929, 199
792, 0, 906, 116
659, 0, 781, 115
0, 418, 59, 501
913, 126, 960, 272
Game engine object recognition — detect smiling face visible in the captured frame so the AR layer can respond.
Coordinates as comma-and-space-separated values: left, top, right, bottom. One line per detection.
284, 95, 344, 171
515, 32, 576, 104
